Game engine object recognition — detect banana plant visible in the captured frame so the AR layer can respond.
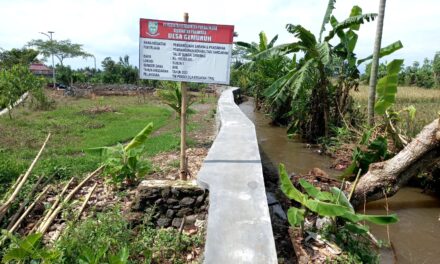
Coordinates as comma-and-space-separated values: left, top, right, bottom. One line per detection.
252, 4, 378, 140
108, 247, 129, 264
279, 164, 398, 235
340, 132, 389, 179
374, 59, 404, 115
87, 122, 154, 185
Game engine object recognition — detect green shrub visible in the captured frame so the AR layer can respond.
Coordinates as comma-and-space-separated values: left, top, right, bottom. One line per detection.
56, 210, 131, 263
56, 209, 204, 264
0, 155, 25, 195
87, 123, 154, 185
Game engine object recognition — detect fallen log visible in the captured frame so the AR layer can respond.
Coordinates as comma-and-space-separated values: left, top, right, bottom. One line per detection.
351, 118, 440, 207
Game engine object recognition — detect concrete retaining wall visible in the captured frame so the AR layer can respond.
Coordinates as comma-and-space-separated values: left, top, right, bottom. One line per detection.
197, 87, 277, 263
0, 92, 28, 117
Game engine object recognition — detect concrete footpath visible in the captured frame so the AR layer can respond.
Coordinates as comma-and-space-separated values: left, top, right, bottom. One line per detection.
197, 87, 277, 263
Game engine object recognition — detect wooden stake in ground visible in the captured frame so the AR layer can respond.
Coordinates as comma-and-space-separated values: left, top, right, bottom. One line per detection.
179, 12, 189, 181
0, 133, 51, 223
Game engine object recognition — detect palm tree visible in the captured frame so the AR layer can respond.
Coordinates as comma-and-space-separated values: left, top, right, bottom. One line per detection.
368, 0, 387, 126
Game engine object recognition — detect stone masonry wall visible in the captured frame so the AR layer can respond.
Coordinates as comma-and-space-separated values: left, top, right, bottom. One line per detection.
131, 180, 209, 228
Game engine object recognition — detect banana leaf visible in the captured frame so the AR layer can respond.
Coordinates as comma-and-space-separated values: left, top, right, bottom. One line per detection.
287, 207, 305, 227
375, 59, 404, 115
299, 179, 333, 202
357, 41, 403, 65
330, 187, 354, 212
124, 122, 154, 151
279, 163, 308, 204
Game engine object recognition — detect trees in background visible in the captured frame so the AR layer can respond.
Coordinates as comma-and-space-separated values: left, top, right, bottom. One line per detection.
0, 65, 46, 118
101, 55, 138, 84
51, 55, 138, 86
361, 52, 440, 89
0, 48, 39, 69
27, 39, 91, 66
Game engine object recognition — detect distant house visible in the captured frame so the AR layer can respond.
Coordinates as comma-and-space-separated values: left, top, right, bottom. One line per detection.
29, 63, 52, 77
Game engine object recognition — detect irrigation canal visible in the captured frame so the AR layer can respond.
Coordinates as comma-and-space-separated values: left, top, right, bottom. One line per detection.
239, 97, 440, 264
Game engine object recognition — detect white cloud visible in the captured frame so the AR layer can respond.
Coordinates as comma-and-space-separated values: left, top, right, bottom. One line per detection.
0, 0, 438, 69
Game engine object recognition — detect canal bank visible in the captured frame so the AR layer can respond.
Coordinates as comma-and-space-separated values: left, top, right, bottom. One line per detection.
239, 97, 440, 263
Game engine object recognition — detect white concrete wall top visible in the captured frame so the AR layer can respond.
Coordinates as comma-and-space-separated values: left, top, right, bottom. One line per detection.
197, 87, 277, 264
0, 92, 28, 117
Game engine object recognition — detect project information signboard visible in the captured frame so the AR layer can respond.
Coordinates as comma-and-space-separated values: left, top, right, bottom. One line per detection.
139, 18, 234, 84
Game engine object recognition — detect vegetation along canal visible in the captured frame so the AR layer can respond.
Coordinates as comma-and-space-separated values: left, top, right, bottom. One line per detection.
239, 97, 440, 263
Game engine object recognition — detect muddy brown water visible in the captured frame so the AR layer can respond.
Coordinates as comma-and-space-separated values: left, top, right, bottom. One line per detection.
238, 98, 337, 176
239, 98, 440, 264
365, 188, 440, 263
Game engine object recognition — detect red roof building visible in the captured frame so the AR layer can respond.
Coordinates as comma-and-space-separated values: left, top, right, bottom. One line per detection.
29, 63, 52, 76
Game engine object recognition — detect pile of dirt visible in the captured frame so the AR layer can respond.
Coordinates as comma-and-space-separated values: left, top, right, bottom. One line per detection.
80, 105, 116, 115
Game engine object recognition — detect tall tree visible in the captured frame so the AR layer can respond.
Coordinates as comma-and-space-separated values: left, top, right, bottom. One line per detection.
368, 0, 387, 126
27, 39, 91, 66
433, 51, 440, 88
0, 48, 39, 68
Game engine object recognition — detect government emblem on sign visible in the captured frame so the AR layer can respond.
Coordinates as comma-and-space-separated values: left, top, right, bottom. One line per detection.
148, 21, 159, 36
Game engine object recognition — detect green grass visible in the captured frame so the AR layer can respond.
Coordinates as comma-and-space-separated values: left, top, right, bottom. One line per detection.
353, 85, 440, 135
1, 209, 204, 264
0, 95, 175, 187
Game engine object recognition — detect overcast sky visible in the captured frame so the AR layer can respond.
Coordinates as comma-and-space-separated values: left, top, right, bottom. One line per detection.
0, 0, 438, 71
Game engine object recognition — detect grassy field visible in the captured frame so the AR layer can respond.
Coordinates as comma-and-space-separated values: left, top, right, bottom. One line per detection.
0, 91, 217, 263
352, 85, 440, 135
0, 94, 185, 190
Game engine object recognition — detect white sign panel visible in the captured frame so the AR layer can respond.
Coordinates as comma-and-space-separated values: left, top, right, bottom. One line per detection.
139, 19, 234, 84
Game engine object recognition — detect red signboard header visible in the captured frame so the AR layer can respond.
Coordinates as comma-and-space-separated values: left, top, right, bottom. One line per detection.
140, 18, 234, 44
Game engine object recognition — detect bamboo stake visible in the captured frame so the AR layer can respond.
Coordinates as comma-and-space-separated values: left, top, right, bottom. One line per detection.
7, 174, 46, 229
30, 215, 44, 234
0, 133, 51, 222
38, 166, 103, 235
383, 190, 391, 245
348, 169, 362, 202
8, 174, 24, 195
52, 182, 98, 243
0, 186, 51, 247
179, 12, 189, 181
75, 183, 97, 221
8, 185, 50, 233
37, 177, 74, 230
